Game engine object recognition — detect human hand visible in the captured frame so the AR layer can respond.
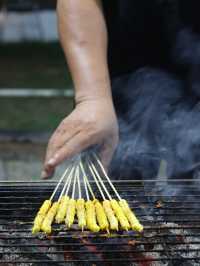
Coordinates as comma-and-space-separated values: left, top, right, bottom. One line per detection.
41, 97, 119, 178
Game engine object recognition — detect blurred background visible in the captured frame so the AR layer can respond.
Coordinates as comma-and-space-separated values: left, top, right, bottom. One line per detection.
0, 0, 73, 181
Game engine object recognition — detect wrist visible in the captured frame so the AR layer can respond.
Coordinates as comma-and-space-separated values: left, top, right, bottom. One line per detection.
75, 88, 113, 105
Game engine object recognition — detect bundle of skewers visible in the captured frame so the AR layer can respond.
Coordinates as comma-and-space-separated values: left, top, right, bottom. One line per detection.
32, 153, 143, 235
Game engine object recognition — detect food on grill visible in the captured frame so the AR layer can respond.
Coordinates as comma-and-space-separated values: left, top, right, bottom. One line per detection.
41, 201, 60, 234
94, 200, 109, 231
55, 196, 69, 224
65, 198, 76, 228
32, 154, 143, 235
76, 198, 86, 230
86, 200, 100, 232
110, 199, 130, 231
119, 199, 143, 232
103, 200, 118, 230
32, 200, 51, 234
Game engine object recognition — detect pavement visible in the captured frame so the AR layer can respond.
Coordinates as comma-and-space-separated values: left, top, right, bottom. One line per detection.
0, 140, 66, 181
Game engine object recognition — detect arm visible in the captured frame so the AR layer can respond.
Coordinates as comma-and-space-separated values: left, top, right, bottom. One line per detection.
42, 0, 118, 178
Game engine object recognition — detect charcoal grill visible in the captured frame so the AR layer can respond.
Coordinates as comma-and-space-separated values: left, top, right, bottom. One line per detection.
0, 179, 200, 265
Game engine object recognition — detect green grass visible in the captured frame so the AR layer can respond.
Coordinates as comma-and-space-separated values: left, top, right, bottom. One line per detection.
0, 42, 72, 88
0, 97, 74, 131
0, 42, 75, 131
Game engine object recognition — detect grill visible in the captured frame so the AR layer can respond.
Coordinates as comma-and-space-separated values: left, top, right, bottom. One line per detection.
0, 179, 200, 265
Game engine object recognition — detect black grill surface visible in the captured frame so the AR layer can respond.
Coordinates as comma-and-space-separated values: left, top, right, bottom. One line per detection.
0, 180, 200, 265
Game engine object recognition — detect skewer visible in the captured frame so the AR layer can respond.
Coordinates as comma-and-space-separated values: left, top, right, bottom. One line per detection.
92, 153, 121, 200
87, 161, 105, 201
58, 166, 75, 202
88, 159, 112, 200
77, 166, 82, 199
80, 160, 95, 200
50, 166, 71, 201
72, 169, 77, 200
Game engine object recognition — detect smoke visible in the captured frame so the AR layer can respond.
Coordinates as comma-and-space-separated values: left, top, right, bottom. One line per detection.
109, 62, 200, 180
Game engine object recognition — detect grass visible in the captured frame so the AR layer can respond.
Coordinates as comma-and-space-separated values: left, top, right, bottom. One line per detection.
0, 42, 75, 131
0, 97, 74, 131
0, 42, 73, 88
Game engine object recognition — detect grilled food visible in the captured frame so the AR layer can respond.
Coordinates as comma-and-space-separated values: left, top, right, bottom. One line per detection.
41, 201, 60, 234
55, 196, 69, 224
110, 199, 130, 231
85, 200, 100, 232
32, 200, 51, 234
102, 200, 118, 231
94, 200, 109, 231
119, 199, 143, 232
76, 198, 86, 230
65, 198, 76, 228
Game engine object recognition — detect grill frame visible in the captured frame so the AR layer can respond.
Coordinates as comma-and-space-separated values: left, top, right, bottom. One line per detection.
0, 179, 200, 265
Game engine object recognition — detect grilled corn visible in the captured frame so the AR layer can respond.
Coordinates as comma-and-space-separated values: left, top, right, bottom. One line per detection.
85, 200, 100, 232
76, 198, 86, 230
32, 200, 51, 234
55, 196, 69, 224
102, 200, 118, 231
110, 199, 130, 231
65, 198, 76, 228
94, 200, 109, 231
119, 199, 143, 232
41, 201, 60, 234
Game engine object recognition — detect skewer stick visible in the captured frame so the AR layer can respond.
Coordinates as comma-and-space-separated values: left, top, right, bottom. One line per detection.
92, 153, 121, 200
50, 166, 70, 201
87, 160, 105, 200
65, 174, 73, 196
58, 166, 74, 202
77, 166, 82, 199
72, 169, 77, 200
80, 160, 95, 200
88, 159, 112, 200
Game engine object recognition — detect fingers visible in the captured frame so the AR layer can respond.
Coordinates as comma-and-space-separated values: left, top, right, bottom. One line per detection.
42, 118, 81, 179
45, 132, 95, 170
99, 136, 118, 171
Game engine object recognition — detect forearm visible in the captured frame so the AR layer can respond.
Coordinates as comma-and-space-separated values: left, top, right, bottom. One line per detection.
57, 0, 112, 103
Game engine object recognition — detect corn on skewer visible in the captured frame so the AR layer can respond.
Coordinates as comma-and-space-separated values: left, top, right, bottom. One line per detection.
55, 167, 74, 223
88, 163, 111, 232
119, 199, 143, 232
92, 154, 143, 232
32, 199, 52, 234
80, 160, 100, 232
41, 201, 60, 234
110, 199, 130, 231
102, 200, 118, 231
76, 166, 86, 231
65, 169, 77, 228
32, 166, 71, 234
86, 159, 120, 231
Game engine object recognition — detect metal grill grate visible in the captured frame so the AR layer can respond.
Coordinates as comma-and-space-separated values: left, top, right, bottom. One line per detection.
0, 180, 200, 265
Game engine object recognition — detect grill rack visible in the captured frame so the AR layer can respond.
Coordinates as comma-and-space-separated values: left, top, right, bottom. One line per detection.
0, 180, 200, 265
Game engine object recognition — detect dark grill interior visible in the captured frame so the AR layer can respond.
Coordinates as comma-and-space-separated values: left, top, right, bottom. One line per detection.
0, 180, 200, 265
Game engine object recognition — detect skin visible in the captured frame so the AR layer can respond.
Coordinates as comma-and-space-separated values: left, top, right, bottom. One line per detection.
42, 0, 119, 178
